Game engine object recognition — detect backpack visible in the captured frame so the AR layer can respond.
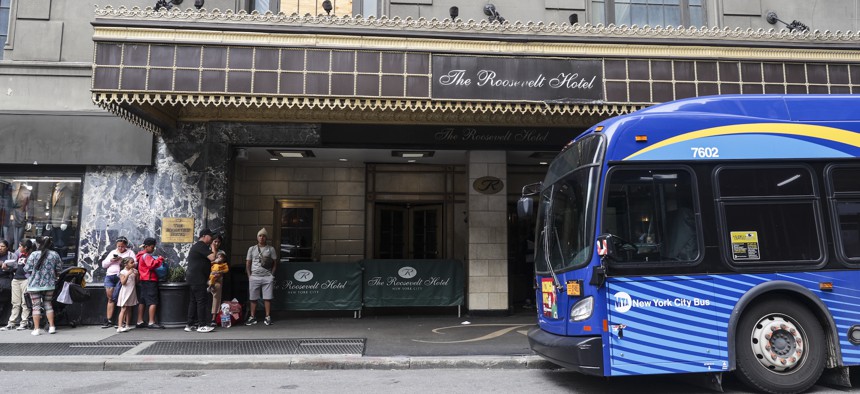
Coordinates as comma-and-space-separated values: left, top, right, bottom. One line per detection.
154, 259, 169, 281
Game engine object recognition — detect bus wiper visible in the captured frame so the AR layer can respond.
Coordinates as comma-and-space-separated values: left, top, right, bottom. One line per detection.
541, 226, 562, 292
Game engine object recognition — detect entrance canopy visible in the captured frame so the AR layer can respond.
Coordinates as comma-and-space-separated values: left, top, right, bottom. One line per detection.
91, 7, 860, 134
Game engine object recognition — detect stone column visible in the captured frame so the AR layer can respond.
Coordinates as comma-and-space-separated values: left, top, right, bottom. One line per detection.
467, 151, 508, 313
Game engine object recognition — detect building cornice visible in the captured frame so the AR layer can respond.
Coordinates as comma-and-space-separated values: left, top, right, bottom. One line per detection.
93, 6, 860, 46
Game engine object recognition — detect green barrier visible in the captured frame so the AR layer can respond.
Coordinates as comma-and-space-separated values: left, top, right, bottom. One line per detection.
361, 259, 464, 307
272, 262, 362, 311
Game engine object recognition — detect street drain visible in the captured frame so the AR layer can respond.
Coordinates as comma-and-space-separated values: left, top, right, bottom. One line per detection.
137, 339, 365, 356
0, 342, 141, 356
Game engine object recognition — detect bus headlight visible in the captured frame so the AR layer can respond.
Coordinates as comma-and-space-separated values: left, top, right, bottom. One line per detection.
570, 296, 594, 322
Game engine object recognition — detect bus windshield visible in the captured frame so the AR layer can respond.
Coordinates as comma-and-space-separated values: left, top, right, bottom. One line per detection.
534, 135, 604, 273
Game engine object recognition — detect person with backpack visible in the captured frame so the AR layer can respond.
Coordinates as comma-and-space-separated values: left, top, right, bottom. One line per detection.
24, 236, 62, 335
135, 237, 165, 329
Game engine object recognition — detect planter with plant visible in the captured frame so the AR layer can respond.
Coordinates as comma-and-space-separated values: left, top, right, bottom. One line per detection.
158, 263, 189, 328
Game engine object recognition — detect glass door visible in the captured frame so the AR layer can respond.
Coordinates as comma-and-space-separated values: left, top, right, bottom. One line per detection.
375, 203, 442, 259
277, 199, 320, 262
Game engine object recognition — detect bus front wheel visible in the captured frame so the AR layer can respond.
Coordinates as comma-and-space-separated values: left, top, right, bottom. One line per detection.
735, 299, 826, 394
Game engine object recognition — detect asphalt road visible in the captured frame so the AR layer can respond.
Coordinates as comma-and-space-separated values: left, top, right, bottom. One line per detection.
6, 369, 860, 394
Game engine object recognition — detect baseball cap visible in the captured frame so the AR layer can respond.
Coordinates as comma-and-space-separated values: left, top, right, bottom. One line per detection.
199, 228, 214, 238
142, 237, 157, 246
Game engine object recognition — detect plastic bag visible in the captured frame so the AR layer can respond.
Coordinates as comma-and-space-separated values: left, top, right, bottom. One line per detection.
56, 282, 73, 304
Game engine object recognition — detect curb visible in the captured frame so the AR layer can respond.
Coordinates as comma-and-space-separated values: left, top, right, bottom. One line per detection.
0, 355, 558, 372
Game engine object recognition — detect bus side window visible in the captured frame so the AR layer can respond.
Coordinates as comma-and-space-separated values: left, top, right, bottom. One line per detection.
829, 166, 860, 261
603, 168, 698, 263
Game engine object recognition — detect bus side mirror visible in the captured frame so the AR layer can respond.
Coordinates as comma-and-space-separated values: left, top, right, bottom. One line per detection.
590, 234, 615, 287
517, 196, 534, 219
517, 182, 541, 220
596, 233, 617, 259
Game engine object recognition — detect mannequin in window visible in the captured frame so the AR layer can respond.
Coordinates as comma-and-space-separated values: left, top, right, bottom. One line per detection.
6, 183, 33, 247
48, 182, 74, 250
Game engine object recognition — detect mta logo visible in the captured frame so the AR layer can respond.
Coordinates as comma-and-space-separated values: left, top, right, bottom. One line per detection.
614, 292, 632, 313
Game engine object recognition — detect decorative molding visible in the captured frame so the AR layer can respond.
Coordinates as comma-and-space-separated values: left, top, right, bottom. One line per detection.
93, 94, 632, 129
91, 26, 860, 64
93, 6, 860, 43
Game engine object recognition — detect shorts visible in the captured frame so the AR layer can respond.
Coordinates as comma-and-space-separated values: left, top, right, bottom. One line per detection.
140, 281, 159, 305
248, 275, 274, 301
104, 274, 120, 288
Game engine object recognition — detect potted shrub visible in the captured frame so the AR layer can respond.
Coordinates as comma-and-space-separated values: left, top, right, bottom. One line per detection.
158, 264, 189, 328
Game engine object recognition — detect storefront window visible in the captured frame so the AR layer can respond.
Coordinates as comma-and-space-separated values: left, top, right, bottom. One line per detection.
592, 0, 704, 27
1, 0, 11, 60
0, 176, 82, 266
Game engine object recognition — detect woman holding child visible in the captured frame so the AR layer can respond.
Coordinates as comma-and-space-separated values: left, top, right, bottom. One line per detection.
208, 235, 229, 327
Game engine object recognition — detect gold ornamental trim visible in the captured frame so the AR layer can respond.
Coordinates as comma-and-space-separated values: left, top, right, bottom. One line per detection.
92, 93, 642, 132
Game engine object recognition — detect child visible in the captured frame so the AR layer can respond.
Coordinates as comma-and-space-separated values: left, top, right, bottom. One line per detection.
208, 250, 229, 294
116, 257, 138, 333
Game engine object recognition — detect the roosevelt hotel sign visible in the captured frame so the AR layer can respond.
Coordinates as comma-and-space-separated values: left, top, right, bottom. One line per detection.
432, 55, 604, 102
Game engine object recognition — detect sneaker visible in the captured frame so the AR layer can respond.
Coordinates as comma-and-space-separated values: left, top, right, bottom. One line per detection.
16, 324, 26, 331
209, 321, 218, 328
184, 325, 195, 332
147, 323, 164, 330
135, 322, 146, 329
0, 324, 14, 331
196, 325, 214, 333
264, 316, 273, 326
48, 326, 56, 334
245, 316, 257, 326
101, 320, 114, 329
31, 329, 41, 336
120, 326, 130, 333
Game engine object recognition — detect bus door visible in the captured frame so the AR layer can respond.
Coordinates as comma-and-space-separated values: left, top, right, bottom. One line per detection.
600, 167, 727, 375
605, 278, 727, 375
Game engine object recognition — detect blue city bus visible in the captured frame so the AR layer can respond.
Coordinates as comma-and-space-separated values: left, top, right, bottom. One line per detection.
520, 95, 860, 394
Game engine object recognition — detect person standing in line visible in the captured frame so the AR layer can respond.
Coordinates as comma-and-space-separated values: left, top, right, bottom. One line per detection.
207, 235, 229, 328
100, 236, 135, 329
0, 240, 18, 328
24, 236, 62, 336
185, 228, 216, 333
3, 240, 32, 330
116, 257, 138, 332
135, 237, 165, 329
245, 227, 277, 326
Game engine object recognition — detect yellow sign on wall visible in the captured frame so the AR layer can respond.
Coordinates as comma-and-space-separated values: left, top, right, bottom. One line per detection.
162, 218, 194, 243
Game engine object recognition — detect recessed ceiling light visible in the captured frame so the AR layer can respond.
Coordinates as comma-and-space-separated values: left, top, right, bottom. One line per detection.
392, 150, 434, 158
268, 149, 315, 158
338, 158, 348, 162
539, 161, 548, 165
270, 158, 279, 161
407, 159, 416, 163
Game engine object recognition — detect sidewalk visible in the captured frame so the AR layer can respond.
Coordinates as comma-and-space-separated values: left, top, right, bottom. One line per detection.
0, 310, 555, 371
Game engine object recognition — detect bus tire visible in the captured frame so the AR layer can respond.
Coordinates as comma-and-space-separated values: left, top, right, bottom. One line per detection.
735, 298, 826, 394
